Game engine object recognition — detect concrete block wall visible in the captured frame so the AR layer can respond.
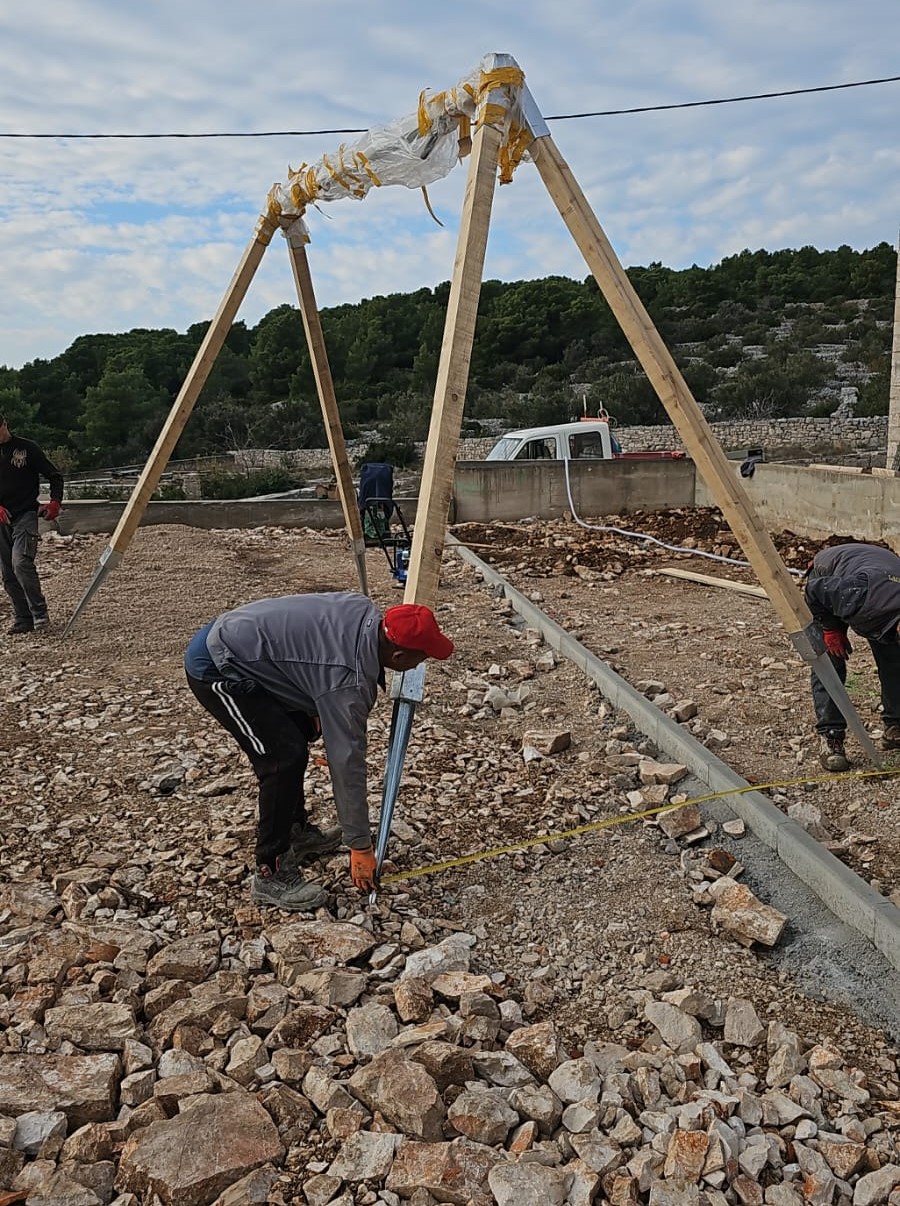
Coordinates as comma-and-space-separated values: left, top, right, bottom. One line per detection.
702, 462, 900, 549
58, 458, 900, 548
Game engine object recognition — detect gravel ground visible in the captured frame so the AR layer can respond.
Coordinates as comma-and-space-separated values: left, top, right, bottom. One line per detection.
2, 517, 898, 1086
452, 512, 900, 897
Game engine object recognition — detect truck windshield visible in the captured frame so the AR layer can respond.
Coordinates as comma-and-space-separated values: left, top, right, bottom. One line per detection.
486, 438, 519, 460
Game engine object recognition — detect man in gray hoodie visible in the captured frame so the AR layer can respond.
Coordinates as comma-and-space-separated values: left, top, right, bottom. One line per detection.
804, 541, 900, 770
184, 592, 453, 910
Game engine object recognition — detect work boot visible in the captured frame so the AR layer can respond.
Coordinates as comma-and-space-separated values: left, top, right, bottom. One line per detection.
819, 732, 849, 772
881, 723, 900, 751
291, 822, 342, 860
251, 852, 327, 912
6, 618, 33, 635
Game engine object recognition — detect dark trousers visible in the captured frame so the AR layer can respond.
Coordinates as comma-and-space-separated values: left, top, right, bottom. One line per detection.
812, 638, 900, 734
0, 511, 47, 623
186, 672, 314, 869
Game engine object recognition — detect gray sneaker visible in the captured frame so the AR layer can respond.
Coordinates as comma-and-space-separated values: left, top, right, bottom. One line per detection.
819, 733, 849, 772
291, 823, 342, 860
33, 616, 50, 632
251, 854, 327, 911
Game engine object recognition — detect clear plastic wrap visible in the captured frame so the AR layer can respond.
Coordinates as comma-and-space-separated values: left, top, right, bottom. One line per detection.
268, 56, 528, 221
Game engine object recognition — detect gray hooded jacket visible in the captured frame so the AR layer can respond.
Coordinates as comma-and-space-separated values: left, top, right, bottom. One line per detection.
805, 542, 900, 642
205, 592, 383, 848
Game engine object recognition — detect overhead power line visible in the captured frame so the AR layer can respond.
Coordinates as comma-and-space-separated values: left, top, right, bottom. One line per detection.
546, 74, 900, 120
0, 73, 897, 140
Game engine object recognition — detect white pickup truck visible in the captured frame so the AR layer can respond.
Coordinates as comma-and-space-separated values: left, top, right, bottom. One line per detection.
485, 419, 685, 464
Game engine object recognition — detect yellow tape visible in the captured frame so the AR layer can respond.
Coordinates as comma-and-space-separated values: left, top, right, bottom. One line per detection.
478, 66, 525, 98
478, 102, 508, 130
379, 766, 898, 886
289, 163, 320, 209
256, 207, 279, 245
354, 151, 381, 188
498, 122, 532, 184
417, 89, 431, 137
264, 187, 282, 221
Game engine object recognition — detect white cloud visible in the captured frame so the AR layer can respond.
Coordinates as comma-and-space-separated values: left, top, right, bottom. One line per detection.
0, 1, 897, 366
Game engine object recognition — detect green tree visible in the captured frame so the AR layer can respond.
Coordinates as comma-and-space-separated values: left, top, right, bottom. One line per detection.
79, 360, 166, 465
249, 305, 305, 401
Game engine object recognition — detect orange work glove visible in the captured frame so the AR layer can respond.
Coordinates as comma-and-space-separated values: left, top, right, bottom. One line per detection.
350, 846, 377, 892
823, 628, 852, 659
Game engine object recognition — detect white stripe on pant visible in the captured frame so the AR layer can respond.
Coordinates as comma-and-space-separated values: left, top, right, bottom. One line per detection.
212, 679, 266, 755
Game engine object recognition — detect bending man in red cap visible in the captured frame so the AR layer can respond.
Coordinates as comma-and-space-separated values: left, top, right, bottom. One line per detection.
184, 592, 453, 911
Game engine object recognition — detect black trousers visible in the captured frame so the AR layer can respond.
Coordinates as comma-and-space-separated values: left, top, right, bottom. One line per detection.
186, 673, 316, 869
812, 638, 900, 735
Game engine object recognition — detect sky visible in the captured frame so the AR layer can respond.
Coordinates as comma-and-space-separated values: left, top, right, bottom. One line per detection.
1, 1, 897, 369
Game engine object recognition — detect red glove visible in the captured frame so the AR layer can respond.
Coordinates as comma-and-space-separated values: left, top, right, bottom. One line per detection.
350, 846, 377, 892
0, 505, 8, 525
38, 500, 61, 521
823, 628, 852, 659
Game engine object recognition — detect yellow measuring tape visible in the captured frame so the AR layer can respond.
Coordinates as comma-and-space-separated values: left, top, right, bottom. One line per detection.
379, 766, 898, 886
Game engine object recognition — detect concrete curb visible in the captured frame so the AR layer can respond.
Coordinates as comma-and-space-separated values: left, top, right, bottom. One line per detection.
448, 537, 900, 972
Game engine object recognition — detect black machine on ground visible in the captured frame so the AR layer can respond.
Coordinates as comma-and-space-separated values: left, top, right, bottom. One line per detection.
358, 462, 412, 587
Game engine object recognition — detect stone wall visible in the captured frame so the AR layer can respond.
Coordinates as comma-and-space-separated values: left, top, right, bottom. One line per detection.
234, 416, 888, 472
602, 415, 888, 463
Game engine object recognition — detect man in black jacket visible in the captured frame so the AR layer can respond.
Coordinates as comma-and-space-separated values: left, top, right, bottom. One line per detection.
0, 415, 64, 634
804, 541, 900, 770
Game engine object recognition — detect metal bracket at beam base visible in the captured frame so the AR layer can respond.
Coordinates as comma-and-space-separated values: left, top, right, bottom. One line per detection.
389, 662, 426, 704
789, 624, 883, 766
369, 664, 427, 904
62, 546, 123, 637
520, 85, 550, 140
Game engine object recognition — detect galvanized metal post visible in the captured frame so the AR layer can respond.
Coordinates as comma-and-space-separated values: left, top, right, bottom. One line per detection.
370, 664, 425, 904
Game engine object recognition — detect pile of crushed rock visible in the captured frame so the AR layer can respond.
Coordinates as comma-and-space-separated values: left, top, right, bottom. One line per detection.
1, 875, 898, 1206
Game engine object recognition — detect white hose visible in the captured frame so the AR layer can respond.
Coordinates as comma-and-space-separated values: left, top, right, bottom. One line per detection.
562, 458, 804, 577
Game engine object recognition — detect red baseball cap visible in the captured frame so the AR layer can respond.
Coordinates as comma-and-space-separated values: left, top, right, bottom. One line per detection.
383, 604, 454, 660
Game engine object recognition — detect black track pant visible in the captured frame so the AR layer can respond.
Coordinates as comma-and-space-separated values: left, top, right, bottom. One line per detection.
186, 673, 315, 869
811, 638, 900, 734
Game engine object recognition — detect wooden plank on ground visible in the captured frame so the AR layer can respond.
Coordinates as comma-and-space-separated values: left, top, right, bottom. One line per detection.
643, 567, 770, 599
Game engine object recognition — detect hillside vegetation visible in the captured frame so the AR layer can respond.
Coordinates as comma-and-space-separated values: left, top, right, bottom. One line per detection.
0, 243, 895, 472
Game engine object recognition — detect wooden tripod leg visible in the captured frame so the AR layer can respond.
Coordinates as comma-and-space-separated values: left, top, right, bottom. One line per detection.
530, 135, 808, 631
403, 122, 503, 608
112, 214, 277, 557
287, 236, 368, 595
64, 212, 278, 634
528, 131, 881, 765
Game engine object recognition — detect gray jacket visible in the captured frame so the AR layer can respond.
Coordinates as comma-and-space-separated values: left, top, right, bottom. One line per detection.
805, 542, 900, 642
206, 592, 383, 848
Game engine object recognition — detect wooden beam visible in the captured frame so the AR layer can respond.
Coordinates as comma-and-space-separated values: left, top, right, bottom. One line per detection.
643, 567, 770, 599
528, 135, 812, 638
403, 111, 504, 607
64, 212, 278, 634
887, 227, 900, 470
525, 125, 880, 764
286, 234, 368, 595
108, 213, 277, 557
